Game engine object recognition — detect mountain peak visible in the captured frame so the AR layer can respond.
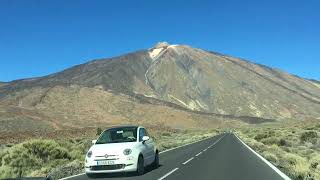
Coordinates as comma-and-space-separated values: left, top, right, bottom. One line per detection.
153, 42, 170, 49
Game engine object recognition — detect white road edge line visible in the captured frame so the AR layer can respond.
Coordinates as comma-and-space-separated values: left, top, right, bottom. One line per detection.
59, 173, 85, 180
158, 168, 179, 180
234, 134, 291, 180
59, 135, 218, 179
182, 157, 194, 165
195, 152, 202, 156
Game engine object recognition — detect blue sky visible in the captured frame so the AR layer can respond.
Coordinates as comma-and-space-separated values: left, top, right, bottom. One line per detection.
0, 0, 319, 82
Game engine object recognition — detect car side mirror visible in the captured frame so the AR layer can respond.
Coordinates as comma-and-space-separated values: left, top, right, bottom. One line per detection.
92, 139, 97, 144
142, 136, 150, 143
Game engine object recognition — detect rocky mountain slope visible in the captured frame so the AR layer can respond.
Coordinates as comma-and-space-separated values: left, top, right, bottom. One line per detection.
0, 42, 319, 133
0, 82, 7, 87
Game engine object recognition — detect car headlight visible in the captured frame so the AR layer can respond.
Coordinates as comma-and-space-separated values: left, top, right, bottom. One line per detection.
123, 149, 132, 155
87, 151, 92, 158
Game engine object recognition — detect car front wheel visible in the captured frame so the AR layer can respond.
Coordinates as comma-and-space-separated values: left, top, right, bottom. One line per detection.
136, 155, 144, 175
152, 152, 159, 169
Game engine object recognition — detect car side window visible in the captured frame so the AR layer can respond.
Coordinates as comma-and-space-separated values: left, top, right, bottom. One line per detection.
139, 128, 145, 142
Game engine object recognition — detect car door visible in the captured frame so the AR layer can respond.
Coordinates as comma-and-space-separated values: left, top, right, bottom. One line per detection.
143, 128, 155, 165
144, 129, 155, 164
139, 128, 154, 165
138, 128, 148, 164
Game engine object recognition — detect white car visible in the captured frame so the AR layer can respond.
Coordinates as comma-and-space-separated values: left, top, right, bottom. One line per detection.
85, 126, 159, 177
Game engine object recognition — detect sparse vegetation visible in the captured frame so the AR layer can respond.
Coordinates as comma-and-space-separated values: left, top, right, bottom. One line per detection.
0, 127, 217, 179
0, 139, 89, 179
237, 123, 320, 180
96, 127, 102, 136
300, 131, 318, 144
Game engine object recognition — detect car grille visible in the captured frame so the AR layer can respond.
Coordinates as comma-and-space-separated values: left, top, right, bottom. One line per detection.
90, 164, 125, 171
94, 154, 119, 160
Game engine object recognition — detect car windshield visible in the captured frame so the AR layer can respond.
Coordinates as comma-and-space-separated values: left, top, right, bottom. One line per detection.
95, 127, 138, 144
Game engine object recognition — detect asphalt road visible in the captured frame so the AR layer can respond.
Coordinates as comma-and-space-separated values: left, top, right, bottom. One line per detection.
65, 133, 289, 180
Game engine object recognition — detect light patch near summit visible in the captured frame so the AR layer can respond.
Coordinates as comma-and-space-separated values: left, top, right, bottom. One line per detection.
168, 45, 178, 48
149, 48, 164, 59
148, 43, 179, 60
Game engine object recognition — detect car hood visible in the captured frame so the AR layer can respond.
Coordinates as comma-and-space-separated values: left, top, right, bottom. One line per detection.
89, 142, 137, 156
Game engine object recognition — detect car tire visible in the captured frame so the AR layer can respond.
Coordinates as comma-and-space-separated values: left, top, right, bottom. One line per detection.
152, 152, 159, 169
136, 155, 144, 175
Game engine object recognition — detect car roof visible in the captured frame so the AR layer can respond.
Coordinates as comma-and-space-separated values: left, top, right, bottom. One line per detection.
107, 125, 142, 130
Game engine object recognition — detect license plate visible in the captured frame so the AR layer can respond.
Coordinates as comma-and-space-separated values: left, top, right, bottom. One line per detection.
97, 160, 115, 165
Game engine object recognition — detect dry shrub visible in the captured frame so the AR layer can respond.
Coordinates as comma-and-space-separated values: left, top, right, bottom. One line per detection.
310, 154, 320, 174
280, 153, 309, 180
262, 151, 279, 166
261, 137, 280, 145
300, 131, 318, 144
0, 139, 78, 179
